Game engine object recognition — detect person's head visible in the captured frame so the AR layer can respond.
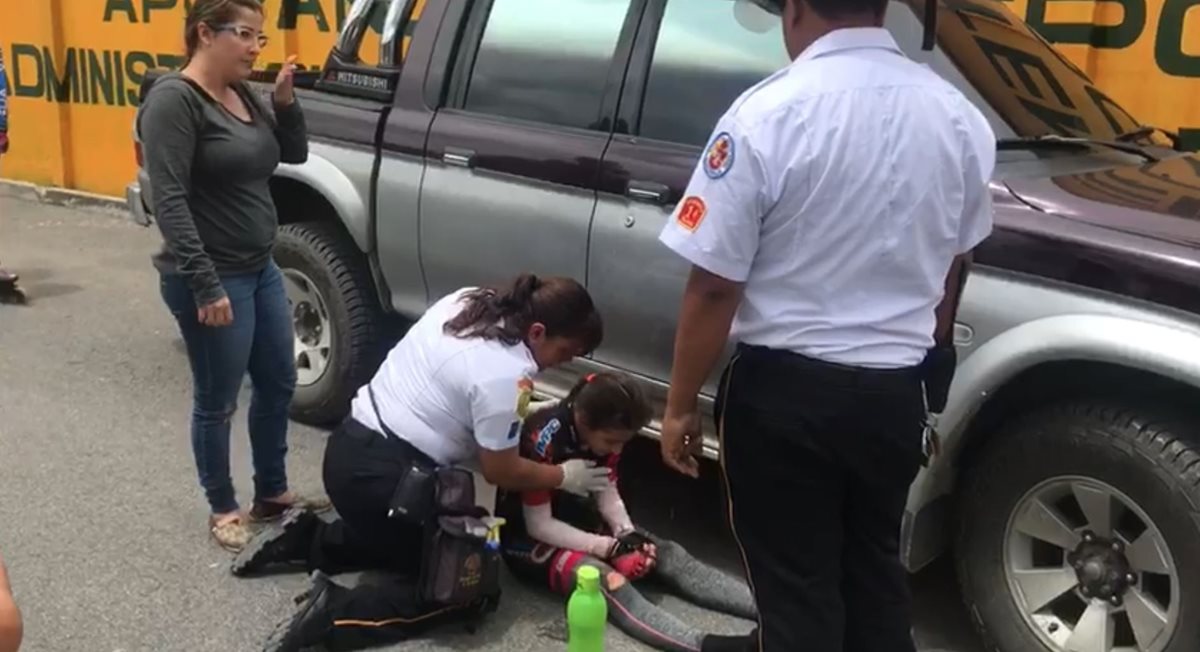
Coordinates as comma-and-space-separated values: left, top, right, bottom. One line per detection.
754, 0, 888, 59
566, 373, 652, 457
183, 0, 268, 81
443, 274, 603, 370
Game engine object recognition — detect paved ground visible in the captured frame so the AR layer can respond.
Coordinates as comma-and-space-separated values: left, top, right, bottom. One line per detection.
0, 194, 984, 651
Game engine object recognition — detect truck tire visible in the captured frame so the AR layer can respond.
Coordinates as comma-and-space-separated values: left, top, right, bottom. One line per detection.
273, 221, 384, 426
955, 402, 1200, 652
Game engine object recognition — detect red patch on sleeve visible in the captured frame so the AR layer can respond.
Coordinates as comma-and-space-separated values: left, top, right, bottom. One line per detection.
676, 196, 707, 232
523, 490, 552, 506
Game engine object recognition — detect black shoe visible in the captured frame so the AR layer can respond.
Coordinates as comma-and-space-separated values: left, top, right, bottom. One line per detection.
264, 571, 337, 652
232, 507, 318, 577
701, 630, 758, 652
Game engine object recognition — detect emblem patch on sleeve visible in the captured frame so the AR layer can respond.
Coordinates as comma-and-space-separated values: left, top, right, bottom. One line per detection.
516, 377, 535, 419
704, 132, 734, 179
676, 196, 707, 232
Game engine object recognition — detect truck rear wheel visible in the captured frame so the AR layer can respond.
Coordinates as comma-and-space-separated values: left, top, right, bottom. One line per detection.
955, 402, 1200, 652
274, 221, 383, 426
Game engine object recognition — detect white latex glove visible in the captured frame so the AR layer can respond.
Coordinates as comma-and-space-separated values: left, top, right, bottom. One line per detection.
558, 459, 611, 496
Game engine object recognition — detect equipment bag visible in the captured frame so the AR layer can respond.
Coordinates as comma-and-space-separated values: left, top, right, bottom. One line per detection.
419, 467, 503, 608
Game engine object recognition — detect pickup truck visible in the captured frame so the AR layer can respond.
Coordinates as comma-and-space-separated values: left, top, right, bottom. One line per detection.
127, 0, 1200, 650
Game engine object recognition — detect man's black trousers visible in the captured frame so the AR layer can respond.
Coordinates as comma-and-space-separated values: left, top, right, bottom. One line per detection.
716, 344, 926, 652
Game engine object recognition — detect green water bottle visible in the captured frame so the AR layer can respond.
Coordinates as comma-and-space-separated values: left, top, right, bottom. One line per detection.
567, 564, 607, 651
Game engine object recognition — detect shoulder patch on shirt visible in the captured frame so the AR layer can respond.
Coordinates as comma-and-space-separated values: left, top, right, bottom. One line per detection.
534, 418, 561, 457
676, 196, 707, 232
704, 132, 735, 179
516, 377, 535, 419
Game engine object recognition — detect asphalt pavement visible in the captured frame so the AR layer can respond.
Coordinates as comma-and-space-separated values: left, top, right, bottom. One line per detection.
0, 193, 984, 652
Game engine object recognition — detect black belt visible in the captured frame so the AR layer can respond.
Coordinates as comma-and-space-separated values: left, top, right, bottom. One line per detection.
343, 416, 439, 470
735, 343, 921, 390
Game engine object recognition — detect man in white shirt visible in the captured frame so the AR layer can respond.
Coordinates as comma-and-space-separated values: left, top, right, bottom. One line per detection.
656, 0, 995, 650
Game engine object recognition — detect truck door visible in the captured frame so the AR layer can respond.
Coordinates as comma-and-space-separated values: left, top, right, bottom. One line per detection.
588, 0, 791, 388
414, 0, 640, 301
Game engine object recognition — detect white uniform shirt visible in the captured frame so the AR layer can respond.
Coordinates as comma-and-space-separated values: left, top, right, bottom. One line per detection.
659, 27, 996, 369
350, 288, 539, 468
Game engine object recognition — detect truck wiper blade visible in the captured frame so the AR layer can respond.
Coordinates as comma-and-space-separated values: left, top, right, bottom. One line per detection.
1115, 125, 1182, 150
997, 135, 1159, 162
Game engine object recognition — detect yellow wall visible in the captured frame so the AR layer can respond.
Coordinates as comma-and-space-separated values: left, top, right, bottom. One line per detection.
1006, 0, 1200, 150
0, 0, 392, 197
0, 0, 1197, 198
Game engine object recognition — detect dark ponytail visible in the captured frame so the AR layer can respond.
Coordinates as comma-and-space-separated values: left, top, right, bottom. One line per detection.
566, 372, 652, 433
444, 273, 603, 353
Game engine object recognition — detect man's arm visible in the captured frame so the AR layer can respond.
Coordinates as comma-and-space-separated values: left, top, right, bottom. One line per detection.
661, 267, 743, 476
0, 554, 23, 652
933, 252, 971, 347
656, 114, 771, 477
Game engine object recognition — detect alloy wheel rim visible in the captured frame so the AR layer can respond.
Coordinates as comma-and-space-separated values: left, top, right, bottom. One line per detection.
282, 268, 332, 387
1003, 475, 1178, 652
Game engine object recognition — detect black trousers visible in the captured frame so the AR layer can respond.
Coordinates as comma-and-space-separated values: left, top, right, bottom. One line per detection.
716, 344, 926, 652
314, 418, 427, 575
309, 419, 450, 650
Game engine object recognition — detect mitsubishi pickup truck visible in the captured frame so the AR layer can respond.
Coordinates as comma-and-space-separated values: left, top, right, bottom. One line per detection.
126, 0, 1200, 650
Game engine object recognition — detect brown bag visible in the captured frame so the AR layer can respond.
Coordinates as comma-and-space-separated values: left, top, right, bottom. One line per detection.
418, 468, 502, 606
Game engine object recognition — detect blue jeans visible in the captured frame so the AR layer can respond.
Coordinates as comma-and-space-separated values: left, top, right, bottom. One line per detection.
160, 261, 297, 514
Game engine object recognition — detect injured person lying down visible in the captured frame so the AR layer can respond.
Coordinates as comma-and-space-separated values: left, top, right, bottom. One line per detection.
495, 372, 758, 652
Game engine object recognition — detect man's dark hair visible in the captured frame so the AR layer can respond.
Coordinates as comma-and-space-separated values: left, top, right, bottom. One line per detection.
773, 0, 889, 19
444, 273, 603, 354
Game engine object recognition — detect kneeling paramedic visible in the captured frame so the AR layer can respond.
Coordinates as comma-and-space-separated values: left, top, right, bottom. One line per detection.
231, 275, 613, 651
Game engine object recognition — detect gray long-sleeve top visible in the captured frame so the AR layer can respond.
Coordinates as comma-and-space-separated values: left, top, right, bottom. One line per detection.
138, 72, 308, 306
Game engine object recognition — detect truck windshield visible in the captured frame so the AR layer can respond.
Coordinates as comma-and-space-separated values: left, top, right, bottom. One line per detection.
906, 0, 1172, 148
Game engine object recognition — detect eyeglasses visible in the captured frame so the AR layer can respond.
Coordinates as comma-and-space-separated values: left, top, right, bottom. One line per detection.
212, 23, 269, 48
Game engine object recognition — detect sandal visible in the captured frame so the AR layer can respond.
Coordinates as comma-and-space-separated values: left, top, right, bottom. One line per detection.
210, 513, 252, 552
249, 492, 333, 523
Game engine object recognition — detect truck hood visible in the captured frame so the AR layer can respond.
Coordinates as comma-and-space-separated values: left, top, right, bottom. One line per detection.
1003, 153, 1200, 249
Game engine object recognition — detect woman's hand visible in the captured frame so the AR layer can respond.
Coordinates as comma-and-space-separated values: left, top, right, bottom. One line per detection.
198, 296, 233, 327
660, 410, 703, 478
558, 459, 611, 496
274, 55, 298, 107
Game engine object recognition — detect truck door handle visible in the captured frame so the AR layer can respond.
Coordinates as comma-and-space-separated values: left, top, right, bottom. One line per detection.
627, 180, 670, 204
443, 147, 475, 168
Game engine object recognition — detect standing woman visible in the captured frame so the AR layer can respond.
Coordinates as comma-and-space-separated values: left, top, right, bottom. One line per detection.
139, 0, 313, 551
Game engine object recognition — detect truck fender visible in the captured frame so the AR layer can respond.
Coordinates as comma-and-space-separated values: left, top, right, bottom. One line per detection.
274, 153, 371, 253
901, 313, 1200, 570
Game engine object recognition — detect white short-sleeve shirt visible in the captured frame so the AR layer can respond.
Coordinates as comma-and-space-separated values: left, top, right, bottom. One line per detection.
659, 27, 996, 369
349, 288, 539, 468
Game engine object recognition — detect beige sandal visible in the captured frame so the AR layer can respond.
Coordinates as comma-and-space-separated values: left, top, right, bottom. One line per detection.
209, 513, 252, 552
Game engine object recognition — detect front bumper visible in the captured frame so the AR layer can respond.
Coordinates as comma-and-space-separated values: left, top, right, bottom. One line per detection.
125, 181, 152, 227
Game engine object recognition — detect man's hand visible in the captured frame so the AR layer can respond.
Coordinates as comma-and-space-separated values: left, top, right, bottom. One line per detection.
198, 296, 233, 327
660, 265, 743, 479
661, 410, 703, 478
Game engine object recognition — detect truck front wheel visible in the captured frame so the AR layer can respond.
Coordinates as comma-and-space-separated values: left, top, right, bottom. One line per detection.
274, 221, 383, 426
955, 402, 1200, 652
